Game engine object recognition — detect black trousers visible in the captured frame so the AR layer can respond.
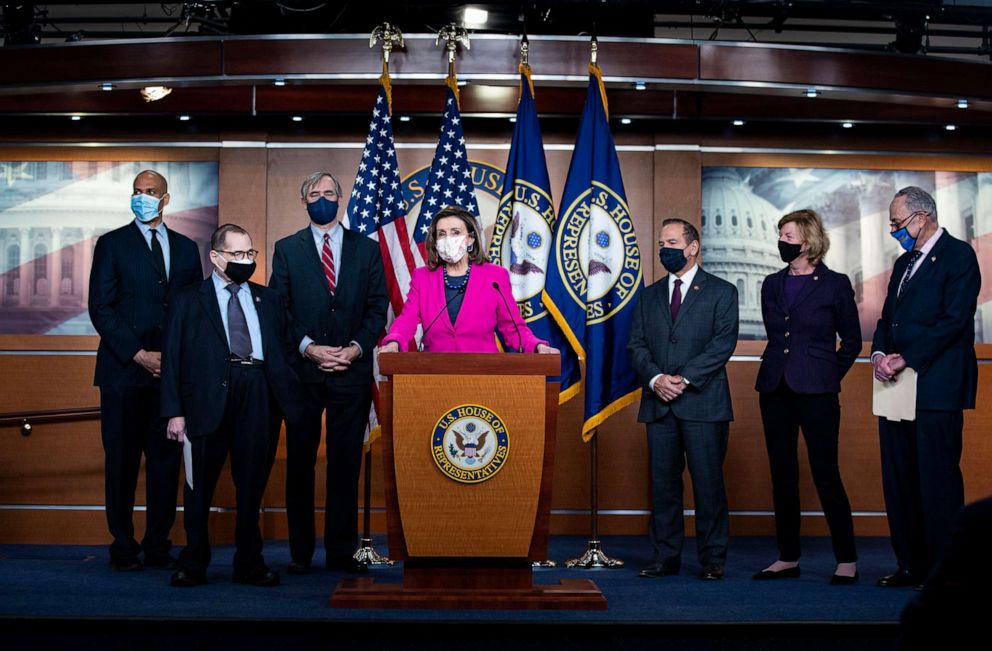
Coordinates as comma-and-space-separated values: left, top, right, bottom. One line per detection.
646, 414, 730, 568
99, 385, 181, 563
179, 365, 273, 574
879, 410, 964, 581
285, 380, 371, 564
759, 383, 857, 564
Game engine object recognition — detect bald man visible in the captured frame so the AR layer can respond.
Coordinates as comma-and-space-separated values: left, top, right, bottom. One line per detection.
89, 170, 202, 571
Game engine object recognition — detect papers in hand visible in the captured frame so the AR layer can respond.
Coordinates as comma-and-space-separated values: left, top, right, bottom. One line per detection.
183, 436, 194, 490
872, 367, 917, 422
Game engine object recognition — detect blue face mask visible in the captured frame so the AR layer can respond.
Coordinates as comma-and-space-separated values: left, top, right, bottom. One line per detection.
130, 193, 162, 223
890, 213, 923, 252
659, 246, 688, 274
306, 197, 339, 226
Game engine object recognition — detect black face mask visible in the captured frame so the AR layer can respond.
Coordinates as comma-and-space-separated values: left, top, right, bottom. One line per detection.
222, 260, 256, 285
778, 240, 803, 263
659, 247, 688, 274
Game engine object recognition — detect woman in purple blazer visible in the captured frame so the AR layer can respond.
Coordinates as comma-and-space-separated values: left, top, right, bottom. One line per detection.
380, 206, 557, 355
753, 209, 862, 585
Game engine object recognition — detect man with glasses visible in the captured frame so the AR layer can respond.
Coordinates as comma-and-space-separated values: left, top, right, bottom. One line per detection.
872, 186, 981, 590
161, 224, 302, 587
269, 172, 387, 574
89, 170, 202, 572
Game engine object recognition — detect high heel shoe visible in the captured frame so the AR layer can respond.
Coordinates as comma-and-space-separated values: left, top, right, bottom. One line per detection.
829, 571, 859, 585
752, 566, 801, 580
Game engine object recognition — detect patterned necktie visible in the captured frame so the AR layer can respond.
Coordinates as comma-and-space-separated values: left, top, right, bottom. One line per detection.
898, 250, 923, 298
226, 284, 252, 359
671, 278, 683, 322
322, 233, 336, 294
149, 228, 166, 279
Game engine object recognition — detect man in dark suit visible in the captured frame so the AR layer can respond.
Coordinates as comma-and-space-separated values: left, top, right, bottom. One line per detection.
88, 170, 201, 571
269, 172, 388, 573
628, 218, 739, 580
161, 224, 303, 587
872, 186, 981, 589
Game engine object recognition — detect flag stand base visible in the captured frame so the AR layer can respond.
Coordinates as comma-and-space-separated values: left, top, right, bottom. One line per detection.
565, 540, 624, 568
353, 538, 395, 566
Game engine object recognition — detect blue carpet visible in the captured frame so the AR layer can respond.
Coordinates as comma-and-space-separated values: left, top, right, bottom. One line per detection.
0, 536, 916, 624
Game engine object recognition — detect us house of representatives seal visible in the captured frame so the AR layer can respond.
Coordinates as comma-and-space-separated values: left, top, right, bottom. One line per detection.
431, 404, 510, 484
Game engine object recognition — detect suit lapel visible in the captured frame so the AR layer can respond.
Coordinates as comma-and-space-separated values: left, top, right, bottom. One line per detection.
297, 227, 332, 298
772, 267, 788, 312
249, 283, 272, 358
672, 269, 708, 329
130, 221, 165, 280
788, 264, 828, 311
897, 232, 949, 303
658, 275, 674, 327
198, 278, 229, 350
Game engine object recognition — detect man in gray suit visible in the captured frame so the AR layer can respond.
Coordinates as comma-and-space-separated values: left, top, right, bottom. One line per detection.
627, 218, 739, 580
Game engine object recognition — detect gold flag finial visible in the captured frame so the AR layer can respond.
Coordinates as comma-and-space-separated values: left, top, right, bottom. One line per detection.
590, 33, 598, 66
520, 34, 529, 67
436, 23, 471, 68
370, 22, 404, 63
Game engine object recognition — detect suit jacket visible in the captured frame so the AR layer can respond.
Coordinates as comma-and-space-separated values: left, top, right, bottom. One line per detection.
755, 264, 861, 394
381, 263, 546, 353
871, 231, 980, 411
89, 221, 201, 388
160, 277, 303, 438
268, 226, 388, 386
627, 267, 739, 423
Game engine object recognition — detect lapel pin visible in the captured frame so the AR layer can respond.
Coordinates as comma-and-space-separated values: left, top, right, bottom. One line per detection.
255, 296, 261, 303
931, 256, 936, 263
813, 276, 819, 281
693, 285, 700, 291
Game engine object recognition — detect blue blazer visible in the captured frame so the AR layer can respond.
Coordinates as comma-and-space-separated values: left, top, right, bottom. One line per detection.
871, 232, 980, 411
268, 226, 389, 386
755, 264, 861, 395
89, 222, 201, 388
160, 278, 303, 438
628, 268, 739, 424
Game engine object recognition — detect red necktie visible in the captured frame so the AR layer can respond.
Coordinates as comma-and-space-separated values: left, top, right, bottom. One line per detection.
322, 233, 336, 294
671, 278, 682, 322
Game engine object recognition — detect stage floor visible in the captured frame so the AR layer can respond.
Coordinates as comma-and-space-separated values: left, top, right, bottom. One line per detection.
0, 535, 917, 625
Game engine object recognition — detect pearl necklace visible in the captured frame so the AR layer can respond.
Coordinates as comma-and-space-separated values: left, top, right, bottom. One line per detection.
443, 262, 471, 290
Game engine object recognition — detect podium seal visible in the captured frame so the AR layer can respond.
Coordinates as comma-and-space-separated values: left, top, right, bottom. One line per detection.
431, 404, 509, 484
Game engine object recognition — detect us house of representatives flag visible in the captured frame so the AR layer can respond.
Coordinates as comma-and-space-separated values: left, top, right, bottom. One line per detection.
543, 64, 644, 441
488, 63, 567, 367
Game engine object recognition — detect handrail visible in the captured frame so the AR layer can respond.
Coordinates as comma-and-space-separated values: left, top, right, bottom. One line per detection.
0, 406, 100, 437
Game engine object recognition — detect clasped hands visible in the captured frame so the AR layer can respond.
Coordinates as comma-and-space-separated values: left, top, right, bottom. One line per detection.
872, 352, 908, 382
652, 374, 686, 402
378, 341, 559, 354
305, 343, 360, 373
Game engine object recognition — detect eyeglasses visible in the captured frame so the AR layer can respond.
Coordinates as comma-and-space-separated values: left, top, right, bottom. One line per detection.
214, 249, 258, 261
889, 211, 928, 231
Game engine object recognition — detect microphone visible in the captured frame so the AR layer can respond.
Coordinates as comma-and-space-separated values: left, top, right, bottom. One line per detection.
492, 281, 524, 353
418, 285, 465, 352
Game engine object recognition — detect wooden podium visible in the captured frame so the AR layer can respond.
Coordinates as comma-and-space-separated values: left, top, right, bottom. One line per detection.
330, 353, 606, 610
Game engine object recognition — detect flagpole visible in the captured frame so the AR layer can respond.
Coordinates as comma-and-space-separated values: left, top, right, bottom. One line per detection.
352, 22, 404, 569
565, 30, 624, 570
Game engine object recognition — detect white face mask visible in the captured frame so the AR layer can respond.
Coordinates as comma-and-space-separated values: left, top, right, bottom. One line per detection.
436, 234, 469, 264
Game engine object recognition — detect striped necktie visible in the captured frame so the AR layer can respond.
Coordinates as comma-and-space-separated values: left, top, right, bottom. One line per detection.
321, 233, 336, 294
897, 250, 923, 298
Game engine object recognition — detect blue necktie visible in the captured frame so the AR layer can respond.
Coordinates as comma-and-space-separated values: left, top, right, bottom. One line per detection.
226, 284, 252, 359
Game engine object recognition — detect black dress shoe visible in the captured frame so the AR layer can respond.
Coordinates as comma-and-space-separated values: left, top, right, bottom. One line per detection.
876, 570, 916, 587
638, 560, 681, 578
700, 565, 725, 581
830, 571, 859, 585
326, 558, 367, 573
233, 565, 280, 587
287, 561, 312, 575
170, 569, 206, 587
752, 566, 801, 580
144, 553, 179, 570
109, 558, 143, 572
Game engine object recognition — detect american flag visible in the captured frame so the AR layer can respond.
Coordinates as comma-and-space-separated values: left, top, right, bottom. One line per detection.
346, 80, 420, 317
346, 75, 420, 445
413, 83, 481, 255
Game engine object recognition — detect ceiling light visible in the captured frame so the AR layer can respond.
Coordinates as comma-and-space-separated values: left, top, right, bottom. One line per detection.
274, 78, 286, 87
509, 116, 517, 123
140, 86, 172, 102
457, 80, 468, 87
732, 119, 745, 126
399, 115, 411, 122
620, 118, 632, 125
100, 82, 113, 91
842, 121, 854, 128
634, 81, 647, 91
957, 98, 968, 109
945, 124, 957, 131
178, 115, 191, 122
463, 7, 489, 28
805, 88, 818, 98
70, 115, 82, 121
292, 116, 304, 122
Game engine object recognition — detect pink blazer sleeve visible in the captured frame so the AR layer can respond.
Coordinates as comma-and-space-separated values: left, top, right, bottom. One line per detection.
492, 265, 547, 353
381, 268, 424, 351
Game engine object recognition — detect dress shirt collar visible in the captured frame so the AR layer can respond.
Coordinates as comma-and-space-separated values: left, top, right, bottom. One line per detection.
211, 269, 246, 294
669, 263, 699, 291
135, 218, 167, 238
917, 227, 943, 257
310, 221, 342, 246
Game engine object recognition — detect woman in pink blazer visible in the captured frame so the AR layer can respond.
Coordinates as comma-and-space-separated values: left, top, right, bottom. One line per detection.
380, 206, 558, 355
